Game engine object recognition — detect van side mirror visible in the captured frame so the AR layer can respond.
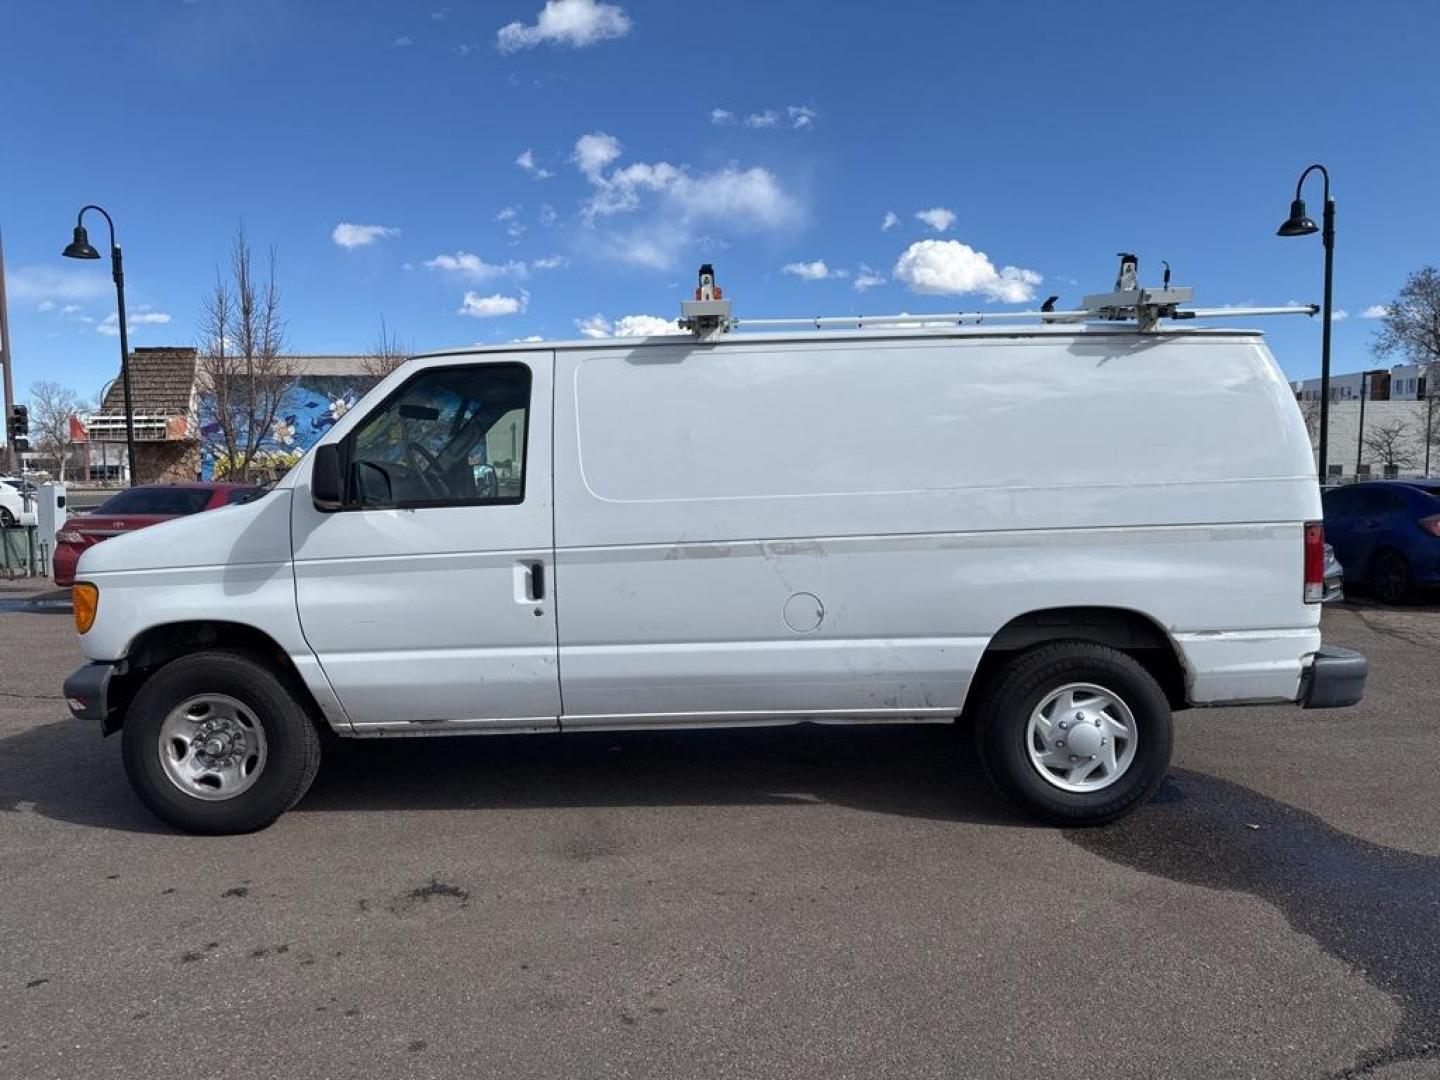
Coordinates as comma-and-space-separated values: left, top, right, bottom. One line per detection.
311, 443, 345, 511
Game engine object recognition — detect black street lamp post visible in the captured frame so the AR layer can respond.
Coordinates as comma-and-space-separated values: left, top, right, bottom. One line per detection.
1277, 164, 1335, 484
62, 205, 136, 486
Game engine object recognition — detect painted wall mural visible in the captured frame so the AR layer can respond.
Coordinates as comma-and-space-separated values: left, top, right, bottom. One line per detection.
200, 373, 379, 479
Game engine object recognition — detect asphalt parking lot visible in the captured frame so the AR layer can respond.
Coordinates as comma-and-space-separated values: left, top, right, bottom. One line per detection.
2, 584, 1438, 1080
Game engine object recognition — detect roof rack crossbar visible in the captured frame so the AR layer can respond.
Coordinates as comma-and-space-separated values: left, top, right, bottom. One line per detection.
678, 259, 1318, 337
728, 305, 1317, 332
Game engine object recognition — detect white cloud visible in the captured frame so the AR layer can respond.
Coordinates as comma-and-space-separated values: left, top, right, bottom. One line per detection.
515, 148, 553, 179
531, 254, 569, 270
892, 239, 1042, 303
1330, 309, 1348, 322
432, 7, 451, 19
881, 211, 899, 232
782, 259, 845, 281
459, 291, 528, 318
98, 309, 172, 336
710, 108, 734, 125
496, 206, 526, 239
512, 335, 546, 343
576, 313, 679, 338
573, 131, 622, 181
61, 304, 82, 315
36, 300, 55, 313
392, 35, 412, 47
786, 105, 816, 129
497, 0, 631, 52
853, 265, 886, 291
7, 265, 109, 305
424, 251, 527, 281
571, 131, 801, 269
915, 207, 956, 233
744, 110, 779, 129
332, 222, 400, 249
1362, 304, 1390, 319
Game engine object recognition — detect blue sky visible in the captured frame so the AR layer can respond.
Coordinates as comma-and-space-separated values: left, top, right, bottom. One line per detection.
2, 0, 1438, 402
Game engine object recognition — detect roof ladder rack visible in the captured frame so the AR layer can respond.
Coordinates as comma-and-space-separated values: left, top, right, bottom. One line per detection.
680, 255, 1319, 336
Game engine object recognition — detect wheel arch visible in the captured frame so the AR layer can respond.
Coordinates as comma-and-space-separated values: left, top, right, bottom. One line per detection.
104, 621, 327, 736
966, 606, 1189, 713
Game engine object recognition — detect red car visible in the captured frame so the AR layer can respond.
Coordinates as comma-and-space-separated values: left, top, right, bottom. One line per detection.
53, 482, 260, 587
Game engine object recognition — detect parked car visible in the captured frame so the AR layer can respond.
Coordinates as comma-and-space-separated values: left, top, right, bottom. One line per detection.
1323, 543, 1344, 603
62, 316, 1367, 834
0, 476, 38, 527
1321, 480, 1440, 603
53, 483, 259, 587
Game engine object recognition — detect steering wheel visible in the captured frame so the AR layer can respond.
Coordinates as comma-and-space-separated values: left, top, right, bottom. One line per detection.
403, 442, 446, 499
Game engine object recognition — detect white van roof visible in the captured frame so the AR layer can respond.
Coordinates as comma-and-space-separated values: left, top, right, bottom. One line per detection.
416, 322, 1267, 360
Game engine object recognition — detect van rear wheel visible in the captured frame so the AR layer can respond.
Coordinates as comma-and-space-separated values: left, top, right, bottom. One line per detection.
121, 650, 321, 835
974, 641, 1172, 825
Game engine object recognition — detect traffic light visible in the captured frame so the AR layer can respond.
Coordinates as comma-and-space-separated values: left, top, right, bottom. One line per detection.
6, 406, 28, 456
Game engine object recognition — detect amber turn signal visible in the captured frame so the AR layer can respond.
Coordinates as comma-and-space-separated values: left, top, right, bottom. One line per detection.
72, 583, 99, 634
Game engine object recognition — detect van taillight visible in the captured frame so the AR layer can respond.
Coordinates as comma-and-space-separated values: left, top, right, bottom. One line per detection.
1304, 521, 1325, 604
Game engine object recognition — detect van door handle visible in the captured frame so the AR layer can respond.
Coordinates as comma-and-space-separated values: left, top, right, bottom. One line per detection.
529, 561, 545, 601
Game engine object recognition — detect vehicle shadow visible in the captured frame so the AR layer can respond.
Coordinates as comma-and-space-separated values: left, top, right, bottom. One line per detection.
0, 717, 1031, 834
1071, 769, 1440, 1078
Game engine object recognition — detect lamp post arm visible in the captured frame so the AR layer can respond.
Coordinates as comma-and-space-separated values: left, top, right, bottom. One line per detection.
1295, 163, 1330, 205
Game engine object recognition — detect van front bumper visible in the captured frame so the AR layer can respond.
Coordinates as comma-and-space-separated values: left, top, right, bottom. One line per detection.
63, 661, 122, 735
1299, 646, 1368, 709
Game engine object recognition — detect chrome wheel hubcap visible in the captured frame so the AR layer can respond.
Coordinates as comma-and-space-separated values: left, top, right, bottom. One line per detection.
1026, 682, 1137, 793
158, 694, 267, 801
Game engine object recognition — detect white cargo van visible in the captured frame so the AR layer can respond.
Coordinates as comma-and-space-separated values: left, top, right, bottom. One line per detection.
63, 281, 1367, 833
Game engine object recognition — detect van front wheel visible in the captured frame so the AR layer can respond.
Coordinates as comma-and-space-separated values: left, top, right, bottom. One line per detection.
975, 642, 1172, 825
121, 650, 321, 835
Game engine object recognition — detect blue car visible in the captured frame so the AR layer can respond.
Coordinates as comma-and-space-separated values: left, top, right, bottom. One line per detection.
1321, 480, 1440, 603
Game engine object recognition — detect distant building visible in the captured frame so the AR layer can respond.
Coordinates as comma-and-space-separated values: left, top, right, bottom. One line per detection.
1290, 362, 1428, 403
80, 347, 377, 483
1288, 363, 1438, 480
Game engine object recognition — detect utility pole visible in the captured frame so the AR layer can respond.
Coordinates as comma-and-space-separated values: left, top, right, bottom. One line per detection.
1355, 373, 1370, 477
0, 228, 17, 477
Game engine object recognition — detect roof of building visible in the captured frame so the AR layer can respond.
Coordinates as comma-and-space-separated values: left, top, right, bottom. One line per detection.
99, 347, 198, 416
93, 350, 372, 417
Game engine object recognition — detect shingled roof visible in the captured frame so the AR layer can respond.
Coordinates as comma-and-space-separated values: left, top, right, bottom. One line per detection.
98, 347, 199, 416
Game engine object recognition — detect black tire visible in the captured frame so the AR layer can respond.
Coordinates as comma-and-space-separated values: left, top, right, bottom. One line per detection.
0, 507, 14, 527
121, 650, 321, 834
974, 641, 1173, 826
1370, 549, 1414, 606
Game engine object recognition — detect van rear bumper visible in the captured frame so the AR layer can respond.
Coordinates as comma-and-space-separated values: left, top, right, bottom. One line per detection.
1299, 646, 1368, 709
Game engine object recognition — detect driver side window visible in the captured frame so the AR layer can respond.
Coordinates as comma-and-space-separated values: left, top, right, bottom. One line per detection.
347, 362, 530, 508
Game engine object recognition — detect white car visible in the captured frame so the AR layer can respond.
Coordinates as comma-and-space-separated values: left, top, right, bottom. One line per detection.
62, 303, 1368, 833
0, 476, 37, 527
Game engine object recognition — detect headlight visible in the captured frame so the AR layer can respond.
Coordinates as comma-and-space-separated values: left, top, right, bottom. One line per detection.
73, 583, 99, 634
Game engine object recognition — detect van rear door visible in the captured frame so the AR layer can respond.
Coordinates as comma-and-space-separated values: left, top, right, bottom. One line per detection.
290, 353, 559, 732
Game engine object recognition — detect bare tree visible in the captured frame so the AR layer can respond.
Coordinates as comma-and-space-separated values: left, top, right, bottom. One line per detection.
27, 380, 82, 481
197, 229, 293, 481
1374, 266, 1440, 388
1298, 395, 1322, 441
1361, 418, 1418, 475
361, 315, 409, 381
